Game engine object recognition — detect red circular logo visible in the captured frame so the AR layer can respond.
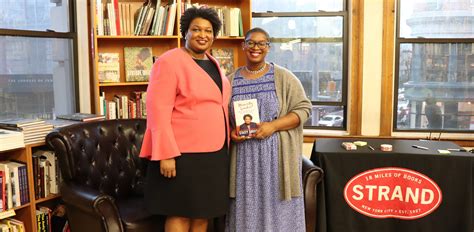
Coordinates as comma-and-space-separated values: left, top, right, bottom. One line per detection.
344, 167, 442, 219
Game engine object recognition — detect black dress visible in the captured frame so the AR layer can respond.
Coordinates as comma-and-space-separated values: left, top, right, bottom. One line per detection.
144, 58, 229, 218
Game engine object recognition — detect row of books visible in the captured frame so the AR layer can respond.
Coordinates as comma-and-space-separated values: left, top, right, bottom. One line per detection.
32, 151, 60, 200
189, 3, 244, 37
98, 47, 154, 83
0, 218, 24, 232
99, 91, 147, 119
0, 161, 29, 211
97, 0, 178, 36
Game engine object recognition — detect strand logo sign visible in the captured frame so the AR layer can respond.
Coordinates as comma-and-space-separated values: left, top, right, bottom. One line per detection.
344, 167, 442, 220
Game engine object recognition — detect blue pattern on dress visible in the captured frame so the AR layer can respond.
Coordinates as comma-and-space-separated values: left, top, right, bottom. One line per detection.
226, 64, 305, 232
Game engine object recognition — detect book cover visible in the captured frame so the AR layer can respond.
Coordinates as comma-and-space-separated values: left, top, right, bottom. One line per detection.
56, 113, 105, 122
233, 99, 260, 138
124, 47, 153, 82
0, 118, 44, 128
98, 53, 120, 83
211, 48, 234, 76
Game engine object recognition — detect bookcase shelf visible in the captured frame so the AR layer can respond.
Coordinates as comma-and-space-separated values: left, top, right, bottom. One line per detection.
0, 143, 60, 232
99, 82, 149, 87
90, 0, 252, 115
97, 35, 180, 39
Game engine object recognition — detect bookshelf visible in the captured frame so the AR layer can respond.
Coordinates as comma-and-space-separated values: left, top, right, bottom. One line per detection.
90, 0, 252, 115
0, 143, 61, 232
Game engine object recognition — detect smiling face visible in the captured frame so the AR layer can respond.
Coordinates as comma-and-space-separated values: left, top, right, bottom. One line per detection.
243, 31, 270, 66
185, 17, 214, 54
244, 115, 252, 124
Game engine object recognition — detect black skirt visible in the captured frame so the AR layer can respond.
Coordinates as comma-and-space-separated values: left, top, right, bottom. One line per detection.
144, 144, 229, 219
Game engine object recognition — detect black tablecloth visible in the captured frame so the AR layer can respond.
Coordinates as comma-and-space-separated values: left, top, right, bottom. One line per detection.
311, 138, 473, 232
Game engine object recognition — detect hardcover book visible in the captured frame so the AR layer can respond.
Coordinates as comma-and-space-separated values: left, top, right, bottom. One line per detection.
0, 118, 44, 128
98, 53, 120, 83
56, 113, 105, 122
124, 47, 153, 82
233, 99, 260, 138
211, 48, 234, 76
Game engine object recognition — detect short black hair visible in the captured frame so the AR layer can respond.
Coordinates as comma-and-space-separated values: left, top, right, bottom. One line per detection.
244, 27, 271, 42
180, 7, 222, 38
243, 114, 253, 120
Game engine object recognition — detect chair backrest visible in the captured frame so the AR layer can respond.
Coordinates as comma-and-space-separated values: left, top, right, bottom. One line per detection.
46, 119, 148, 199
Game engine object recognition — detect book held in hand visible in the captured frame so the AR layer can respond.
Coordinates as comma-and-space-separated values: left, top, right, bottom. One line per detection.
233, 99, 260, 138
56, 113, 105, 122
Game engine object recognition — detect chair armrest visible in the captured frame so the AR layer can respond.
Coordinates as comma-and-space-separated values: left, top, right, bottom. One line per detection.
60, 183, 124, 232
302, 156, 324, 232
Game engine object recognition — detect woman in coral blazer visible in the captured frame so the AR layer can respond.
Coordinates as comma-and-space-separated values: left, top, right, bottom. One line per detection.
139, 7, 230, 232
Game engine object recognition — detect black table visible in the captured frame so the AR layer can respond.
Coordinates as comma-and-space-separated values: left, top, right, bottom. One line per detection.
311, 138, 473, 232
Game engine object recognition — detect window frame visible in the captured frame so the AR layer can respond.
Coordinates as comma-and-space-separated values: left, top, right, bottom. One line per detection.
392, 0, 474, 133
252, 2, 350, 130
0, 1, 80, 113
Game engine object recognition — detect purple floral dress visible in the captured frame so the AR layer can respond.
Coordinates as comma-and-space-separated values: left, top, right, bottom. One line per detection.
226, 64, 305, 232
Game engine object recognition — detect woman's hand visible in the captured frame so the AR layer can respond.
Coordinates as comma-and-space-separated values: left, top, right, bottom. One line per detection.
231, 128, 247, 143
160, 158, 176, 178
255, 122, 277, 140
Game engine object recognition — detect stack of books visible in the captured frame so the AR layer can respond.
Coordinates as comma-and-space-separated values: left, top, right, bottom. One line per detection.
0, 118, 53, 145
0, 129, 24, 152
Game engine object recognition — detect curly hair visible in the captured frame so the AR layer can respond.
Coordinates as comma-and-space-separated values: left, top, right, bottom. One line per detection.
180, 7, 222, 38
244, 27, 271, 42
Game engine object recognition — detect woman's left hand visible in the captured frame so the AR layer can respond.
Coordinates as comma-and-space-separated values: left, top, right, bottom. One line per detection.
255, 122, 277, 140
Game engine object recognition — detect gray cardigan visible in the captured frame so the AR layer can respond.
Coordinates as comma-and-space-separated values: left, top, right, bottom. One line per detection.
229, 63, 312, 201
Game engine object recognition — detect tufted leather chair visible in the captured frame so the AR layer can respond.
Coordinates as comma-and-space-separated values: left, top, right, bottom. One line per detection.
46, 119, 163, 232
45, 119, 323, 232
302, 156, 324, 232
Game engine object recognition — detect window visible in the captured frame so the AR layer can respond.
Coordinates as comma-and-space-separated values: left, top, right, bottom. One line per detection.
394, 0, 474, 132
0, 0, 77, 120
252, 0, 348, 129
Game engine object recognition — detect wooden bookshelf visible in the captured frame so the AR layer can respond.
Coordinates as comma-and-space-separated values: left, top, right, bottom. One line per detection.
90, 0, 252, 115
0, 143, 60, 232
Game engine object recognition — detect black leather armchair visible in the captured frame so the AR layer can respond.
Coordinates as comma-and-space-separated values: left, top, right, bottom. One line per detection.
46, 119, 323, 232
46, 119, 163, 232
302, 156, 324, 232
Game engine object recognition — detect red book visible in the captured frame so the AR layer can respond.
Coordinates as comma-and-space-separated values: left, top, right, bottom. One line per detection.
113, 0, 121, 35
0, 171, 5, 211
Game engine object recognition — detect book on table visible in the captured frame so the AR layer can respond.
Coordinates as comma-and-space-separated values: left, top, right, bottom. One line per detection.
0, 118, 44, 128
56, 113, 105, 122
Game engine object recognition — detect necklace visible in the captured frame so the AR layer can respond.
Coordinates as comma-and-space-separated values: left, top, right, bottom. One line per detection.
245, 63, 267, 74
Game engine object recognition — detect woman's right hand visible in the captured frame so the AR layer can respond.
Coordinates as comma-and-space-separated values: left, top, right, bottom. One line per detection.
231, 128, 247, 143
160, 158, 176, 178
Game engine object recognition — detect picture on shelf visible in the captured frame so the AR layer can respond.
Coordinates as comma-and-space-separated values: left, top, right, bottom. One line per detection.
124, 47, 153, 82
211, 48, 234, 76
98, 53, 120, 83
233, 99, 260, 138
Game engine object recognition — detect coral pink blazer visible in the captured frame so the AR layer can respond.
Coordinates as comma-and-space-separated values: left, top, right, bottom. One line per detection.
139, 48, 230, 161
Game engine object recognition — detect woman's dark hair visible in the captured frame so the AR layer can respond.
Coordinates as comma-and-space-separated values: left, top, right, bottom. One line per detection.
180, 7, 222, 38
244, 27, 271, 42
243, 114, 253, 120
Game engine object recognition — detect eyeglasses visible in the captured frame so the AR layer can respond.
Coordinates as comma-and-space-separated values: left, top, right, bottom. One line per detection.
244, 40, 270, 49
